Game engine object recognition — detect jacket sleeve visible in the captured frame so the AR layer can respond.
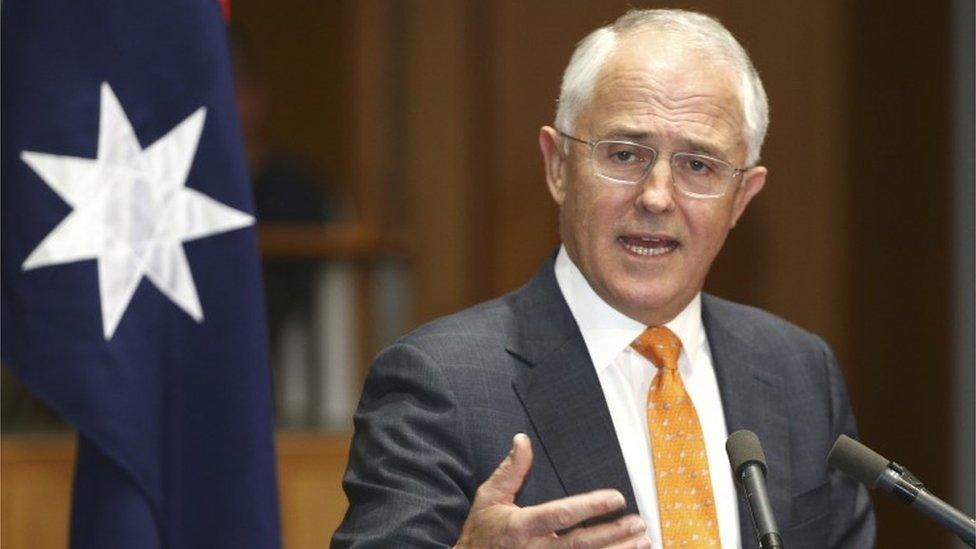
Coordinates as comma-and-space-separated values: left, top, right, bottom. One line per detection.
822, 340, 877, 548
331, 341, 477, 548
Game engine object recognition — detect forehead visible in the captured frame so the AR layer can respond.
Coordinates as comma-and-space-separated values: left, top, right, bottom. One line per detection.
579, 31, 746, 158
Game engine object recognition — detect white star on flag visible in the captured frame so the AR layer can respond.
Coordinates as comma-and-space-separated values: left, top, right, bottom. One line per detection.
20, 82, 254, 340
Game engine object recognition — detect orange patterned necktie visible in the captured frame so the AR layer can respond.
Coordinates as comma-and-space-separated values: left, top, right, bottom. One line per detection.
632, 326, 721, 548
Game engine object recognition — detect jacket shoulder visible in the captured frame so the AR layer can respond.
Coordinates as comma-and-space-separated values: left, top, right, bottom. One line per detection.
391, 292, 519, 363
702, 293, 831, 353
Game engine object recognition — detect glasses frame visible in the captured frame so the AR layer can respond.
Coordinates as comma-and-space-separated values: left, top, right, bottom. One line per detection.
557, 130, 750, 199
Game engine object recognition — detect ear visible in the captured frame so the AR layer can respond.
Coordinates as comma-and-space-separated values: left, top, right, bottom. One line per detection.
539, 126, 567, 205
729, 165, 767, 228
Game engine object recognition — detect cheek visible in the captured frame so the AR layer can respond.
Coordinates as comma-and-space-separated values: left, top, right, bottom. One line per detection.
561, 187, 630, 274
580, 193, 628, 246
565, 182, 604, 228
560, 189, 589, 248
681, 200, 734, 252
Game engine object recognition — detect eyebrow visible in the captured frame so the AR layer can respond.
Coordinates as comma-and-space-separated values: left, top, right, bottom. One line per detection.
676, 139, 725, 159
601, 129, 649, 142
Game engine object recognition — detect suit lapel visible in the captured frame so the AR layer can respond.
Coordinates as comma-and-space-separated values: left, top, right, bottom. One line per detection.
502, 264, 793, 537
506, 258, 639, 520
702, 294, 791, 546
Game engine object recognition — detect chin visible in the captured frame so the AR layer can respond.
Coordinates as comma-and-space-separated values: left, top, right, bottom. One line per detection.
606, 283, 683, 324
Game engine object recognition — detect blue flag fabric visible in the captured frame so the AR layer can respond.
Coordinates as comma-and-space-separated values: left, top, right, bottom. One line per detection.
1, 1, 281, 548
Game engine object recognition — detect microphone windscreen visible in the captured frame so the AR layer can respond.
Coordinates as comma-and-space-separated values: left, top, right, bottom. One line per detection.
826, 434, 890, 488
726, 429, 767, 477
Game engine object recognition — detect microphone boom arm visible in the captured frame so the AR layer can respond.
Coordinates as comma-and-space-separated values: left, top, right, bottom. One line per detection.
877, 463, 976, 547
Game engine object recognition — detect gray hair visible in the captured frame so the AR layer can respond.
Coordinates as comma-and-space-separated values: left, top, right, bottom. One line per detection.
554, 9, 769, 165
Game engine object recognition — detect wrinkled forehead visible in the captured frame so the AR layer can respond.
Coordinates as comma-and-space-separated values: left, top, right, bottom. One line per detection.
583, 30, 747, 148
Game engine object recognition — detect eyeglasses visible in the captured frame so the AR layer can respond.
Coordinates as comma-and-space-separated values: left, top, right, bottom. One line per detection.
558, 131, 749, 198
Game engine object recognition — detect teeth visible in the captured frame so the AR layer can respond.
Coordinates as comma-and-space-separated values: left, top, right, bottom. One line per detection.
620, 240, 677, 256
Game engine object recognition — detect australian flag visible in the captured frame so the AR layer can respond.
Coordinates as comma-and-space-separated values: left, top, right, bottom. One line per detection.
1, 1, 281, 548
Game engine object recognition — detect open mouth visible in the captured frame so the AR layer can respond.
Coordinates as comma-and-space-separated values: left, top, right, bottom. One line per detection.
617, 235, 679, 257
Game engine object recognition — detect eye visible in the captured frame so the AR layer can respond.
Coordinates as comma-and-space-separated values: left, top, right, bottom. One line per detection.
603, 143, 647, 165
676, 154, 719, 177
612, 150, 638, 163
687, 158, 712, 173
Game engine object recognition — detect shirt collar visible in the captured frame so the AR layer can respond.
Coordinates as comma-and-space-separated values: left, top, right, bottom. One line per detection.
553, 245, 703, 372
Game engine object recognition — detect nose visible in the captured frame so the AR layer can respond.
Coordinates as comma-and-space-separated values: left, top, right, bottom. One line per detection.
635, 158, 675, 213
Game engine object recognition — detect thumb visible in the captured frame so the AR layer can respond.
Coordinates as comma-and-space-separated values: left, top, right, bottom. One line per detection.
480, 433, 534, 504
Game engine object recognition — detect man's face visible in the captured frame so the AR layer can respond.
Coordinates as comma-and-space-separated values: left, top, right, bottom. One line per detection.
540, 33, 767, 326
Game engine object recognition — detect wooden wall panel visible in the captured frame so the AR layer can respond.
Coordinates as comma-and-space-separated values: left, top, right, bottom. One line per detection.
400, 1, 479, 324
0, 435, 353, 549
275, 434, 351, 549
1, 437, 74, 549
348, 0, 402, 226
847, 1, 954, 546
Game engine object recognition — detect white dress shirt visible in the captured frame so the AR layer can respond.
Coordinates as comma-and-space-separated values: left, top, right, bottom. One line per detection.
553, 247, 741, 549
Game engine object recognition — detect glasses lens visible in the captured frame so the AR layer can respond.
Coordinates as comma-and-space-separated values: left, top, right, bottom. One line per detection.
672, 153, 734, 196
592, 141, 655, 183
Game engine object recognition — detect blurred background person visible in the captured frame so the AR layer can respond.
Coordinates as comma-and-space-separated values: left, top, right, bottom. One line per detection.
232, 27, 348, 427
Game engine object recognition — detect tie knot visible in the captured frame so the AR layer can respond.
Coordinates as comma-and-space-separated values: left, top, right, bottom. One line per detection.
631, 326, 682, 370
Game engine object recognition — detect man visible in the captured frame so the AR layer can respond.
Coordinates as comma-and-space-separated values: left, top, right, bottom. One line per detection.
333, 9, 875, 548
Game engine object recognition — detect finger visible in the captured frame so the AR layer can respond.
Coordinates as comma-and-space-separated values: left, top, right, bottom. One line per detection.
518, 489, 627, 536
550, 514, 646, 549
479, 433, 534, 503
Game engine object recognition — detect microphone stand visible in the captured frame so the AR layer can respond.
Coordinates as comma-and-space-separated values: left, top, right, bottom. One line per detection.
878, 462, 976, 547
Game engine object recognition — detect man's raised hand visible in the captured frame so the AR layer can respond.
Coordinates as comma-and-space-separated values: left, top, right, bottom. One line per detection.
455, 434, 651, 548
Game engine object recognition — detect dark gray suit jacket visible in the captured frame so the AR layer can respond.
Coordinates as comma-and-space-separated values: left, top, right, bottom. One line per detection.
332, 258, 876, 548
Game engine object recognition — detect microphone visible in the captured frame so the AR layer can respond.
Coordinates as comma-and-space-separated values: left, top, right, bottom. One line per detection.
726, 430, 783, 549
827, 434, 976, 547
